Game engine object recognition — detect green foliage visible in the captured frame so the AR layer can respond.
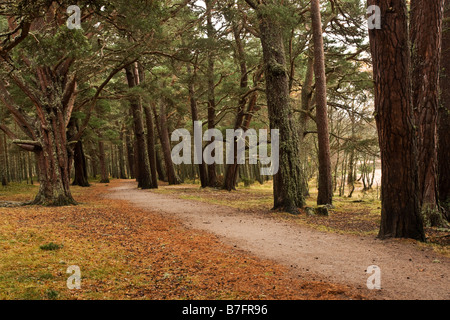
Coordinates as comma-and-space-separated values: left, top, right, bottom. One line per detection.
242, 177, 255, 188
17, 26, 91, 66
45, 289, 59, 300
96, 100, 112, 114
0, 15, 7, 31
258, 3, 299, 29
104, 129, 119, 141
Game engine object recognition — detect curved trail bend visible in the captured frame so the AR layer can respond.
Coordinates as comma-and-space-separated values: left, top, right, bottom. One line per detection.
107, 180, 449, 300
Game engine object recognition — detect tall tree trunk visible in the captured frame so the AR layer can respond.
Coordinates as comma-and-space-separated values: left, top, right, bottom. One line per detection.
311, 0, 333, 206
32, 116, 76, 206
347, 110, 356, 197
27, 152, 33, 185
155, 148, 166, 182
206, 0, 217, 187
187, 64, 208, 188
143, 105, 158, 188
0, 133, 6, 186
411, 0, 445, 226
110, 143, 118, 179
0, 133, 7, 186
438, 1, 450, 221
368, 0, 425, 241
22, 153, 27, 184
233, 69, 264, 189
156, 101, 180, 185
125, 63, 152, 189
72, 139, 90, 187
98, 139, 109, 184
224, 21, 249, 191
152, 108, 167, 182
91, 149, 98, 179
133, 139, 140, 182
69, 117, 89, 187
3, 134, 9, 184
117, 124, 127, 179
299, 50, 314, 197
253, 2, 306, 213
125, 130, 135, 179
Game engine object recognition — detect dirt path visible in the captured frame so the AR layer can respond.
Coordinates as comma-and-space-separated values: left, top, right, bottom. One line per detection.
107, 180, 449, 300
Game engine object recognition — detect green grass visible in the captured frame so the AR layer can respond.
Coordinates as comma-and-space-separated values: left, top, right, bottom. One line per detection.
40, 243, 64, 251
0, 222, 134, 300
0, 182, 38, 202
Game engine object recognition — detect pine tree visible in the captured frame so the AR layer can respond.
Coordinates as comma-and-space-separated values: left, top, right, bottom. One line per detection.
368, 0, 425, 240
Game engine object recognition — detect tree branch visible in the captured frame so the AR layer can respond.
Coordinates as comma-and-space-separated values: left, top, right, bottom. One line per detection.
70, 58, 138, 143
0, 79, 36, 139
0, 20, 31, 57
244, 0, 258, 10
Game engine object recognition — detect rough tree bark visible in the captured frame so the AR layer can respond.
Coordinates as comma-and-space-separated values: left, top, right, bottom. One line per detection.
410, 0, 445, 226
311, 0, 333, 206
246, 0, 306, 213
125, 63, 153, 189
205, 0, 217, 187
143, 105, 159, 188
368, 0, 425, 240
72, 140, 90, 187
298, 49, 315, 198
117, 123, 127, 179
155, 100, 180, 185
125, 130, 135, 179
347, 109, 356, 197
438, 1, 450, 221
98, 138, 110, 184
155, 148, 166, 182
151, 107, 168, 182
68, 117, 90, 187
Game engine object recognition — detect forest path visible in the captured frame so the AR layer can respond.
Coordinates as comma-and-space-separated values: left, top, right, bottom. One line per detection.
106, 180, 449, 300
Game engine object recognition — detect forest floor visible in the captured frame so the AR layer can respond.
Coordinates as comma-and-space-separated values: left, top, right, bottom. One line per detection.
0, 180, 370, 300
0, 179, 448, 300
108, 179, 449, 300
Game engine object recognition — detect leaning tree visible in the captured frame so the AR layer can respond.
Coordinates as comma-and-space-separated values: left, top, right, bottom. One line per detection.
0, 1, 144, 205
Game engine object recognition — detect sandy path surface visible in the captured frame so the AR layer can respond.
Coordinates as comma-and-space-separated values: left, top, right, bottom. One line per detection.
107, 180, 449, 300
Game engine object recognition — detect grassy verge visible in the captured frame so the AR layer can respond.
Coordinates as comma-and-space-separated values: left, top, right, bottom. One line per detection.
0, 183, 39, 202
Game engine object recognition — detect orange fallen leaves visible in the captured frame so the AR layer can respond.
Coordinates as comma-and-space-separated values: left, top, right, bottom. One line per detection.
0, 181, 369, 300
